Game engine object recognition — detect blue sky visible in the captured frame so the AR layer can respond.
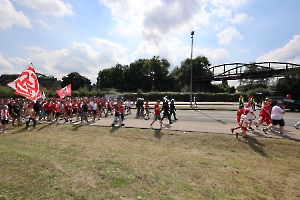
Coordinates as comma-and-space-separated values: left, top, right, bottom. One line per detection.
1, 0, 300, 87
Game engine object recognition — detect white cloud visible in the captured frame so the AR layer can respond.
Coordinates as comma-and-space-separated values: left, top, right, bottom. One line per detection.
211, 0, 249, 9
0, 52, 15, 73
217, 26, 243, 45
36, 19, 52, 29
99, 0, 208, 44
257, 35, 300, 63
211, 6, 232, 21
13, 0, 73, 17
7, 39, 128, 83
230, 13, 248, 24
0, 0, 31, 29
214, 23, 223, 30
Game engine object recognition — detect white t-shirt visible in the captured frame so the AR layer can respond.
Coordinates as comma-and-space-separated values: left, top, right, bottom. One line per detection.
239, 114, 249, 127
90, 102, 97, 110
245, 107, 254, 120
271, 105, 284, 120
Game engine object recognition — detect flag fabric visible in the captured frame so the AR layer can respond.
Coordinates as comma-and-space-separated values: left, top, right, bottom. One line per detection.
7, 81, 16, 90
8, 63, 41, 101
56, 84, 72, 100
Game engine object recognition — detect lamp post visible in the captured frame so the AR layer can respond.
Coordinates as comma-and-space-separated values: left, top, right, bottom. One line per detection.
190, 31, 194, 108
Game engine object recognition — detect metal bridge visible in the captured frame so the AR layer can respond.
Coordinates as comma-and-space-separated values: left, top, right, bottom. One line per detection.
198, 62, 300, 81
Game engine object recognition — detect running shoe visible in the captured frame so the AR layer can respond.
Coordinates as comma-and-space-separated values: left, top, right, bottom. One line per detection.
230, 128, 234, 135
262, 128, 267, 134
248, 127, 254, 131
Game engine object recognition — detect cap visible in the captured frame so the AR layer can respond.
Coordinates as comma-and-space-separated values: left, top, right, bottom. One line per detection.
277, 101, 283, 105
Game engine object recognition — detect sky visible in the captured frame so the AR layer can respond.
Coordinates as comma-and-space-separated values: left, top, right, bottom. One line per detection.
1, 0, 300, 87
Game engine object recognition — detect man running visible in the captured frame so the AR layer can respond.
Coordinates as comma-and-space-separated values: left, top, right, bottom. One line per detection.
150, 100, 164, 129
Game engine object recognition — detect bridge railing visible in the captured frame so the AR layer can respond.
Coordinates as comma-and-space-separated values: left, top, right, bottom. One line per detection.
205, 62, 300, 80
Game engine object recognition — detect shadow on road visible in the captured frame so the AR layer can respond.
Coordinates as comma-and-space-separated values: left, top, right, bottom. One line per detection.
195, 110, 227, 125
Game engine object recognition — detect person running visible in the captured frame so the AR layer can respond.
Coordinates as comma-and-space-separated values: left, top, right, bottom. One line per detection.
24, 104, 37, 130
1, 105, 11, 134
160, 98, 172, 125
11, 100, 22, 126
111, 100, 124, 127
263, 101, 286, 136
90, 98, 98, 123
245, 101, 256, 131
53, 100, 62, 124
150, 100, 164, 129
64, 100, 73, 123
44, 100, 53, 122
170, 99, 177, 120
231, 105, 245, 135
144, 100, 150, 120
33, 100, 42, 124
125, 99, 132, 114
255, 98, 272, 129
236, 109, 250, 138
80, 99, 89, 124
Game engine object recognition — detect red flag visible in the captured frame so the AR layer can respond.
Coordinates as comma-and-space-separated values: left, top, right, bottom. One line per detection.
56, 84, 72, 100
12, 63, 41, 101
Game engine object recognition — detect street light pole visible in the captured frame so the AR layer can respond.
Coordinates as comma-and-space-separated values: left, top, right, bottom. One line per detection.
190, 31, 194, 108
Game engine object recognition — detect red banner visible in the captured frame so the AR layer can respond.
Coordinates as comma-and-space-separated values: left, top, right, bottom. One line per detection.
13, 64, 41, 101
56, 84, 72, 100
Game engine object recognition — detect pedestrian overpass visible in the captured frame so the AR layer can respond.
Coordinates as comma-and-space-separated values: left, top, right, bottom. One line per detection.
198, 61, 300, 82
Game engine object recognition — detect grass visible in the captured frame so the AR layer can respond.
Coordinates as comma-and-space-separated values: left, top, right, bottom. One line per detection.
0, 123, 300, 200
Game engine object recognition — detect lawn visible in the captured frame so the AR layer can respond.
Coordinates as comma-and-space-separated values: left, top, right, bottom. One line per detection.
0, 124, 300, 200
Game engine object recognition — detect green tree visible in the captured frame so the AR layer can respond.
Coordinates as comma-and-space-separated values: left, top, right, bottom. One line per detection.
169, 55, 212, 92
273, 68, 300, 99
62, 72, 91, 91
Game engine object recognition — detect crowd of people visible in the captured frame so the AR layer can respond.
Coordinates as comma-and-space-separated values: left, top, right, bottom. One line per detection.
0, 96, 178, 133
1, 95, 298, 137
232, 97, 288, 138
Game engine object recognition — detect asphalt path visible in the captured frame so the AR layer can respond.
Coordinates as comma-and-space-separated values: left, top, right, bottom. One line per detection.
124, 109, 300, 126
176, 110, 300, 126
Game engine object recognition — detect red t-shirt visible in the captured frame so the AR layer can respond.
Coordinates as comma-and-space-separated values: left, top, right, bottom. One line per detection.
261, 104, 271, 117
145, 102, 149, 109
65, 104, 72, 113
118, 104, 124, 114
236, 108, 244, 122
154, 103, 160, 115
53, 103, 59, 112
44, 102, 52, 111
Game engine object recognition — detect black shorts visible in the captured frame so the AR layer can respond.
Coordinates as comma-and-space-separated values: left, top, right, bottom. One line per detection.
66, 112, 72, 116
1, 119, 9, 125
12, 113, 20, 118
93, 110, 97, 114
272, 119, 285, 126
55, 112, 62, 117
46, 110, 52, 115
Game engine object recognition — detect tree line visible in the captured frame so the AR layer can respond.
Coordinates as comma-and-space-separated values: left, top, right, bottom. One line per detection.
1, 57, 300, 99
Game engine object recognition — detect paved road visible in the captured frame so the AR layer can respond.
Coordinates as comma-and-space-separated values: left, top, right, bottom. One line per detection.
123, 109, 300, 126
88, 108, 300, 141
